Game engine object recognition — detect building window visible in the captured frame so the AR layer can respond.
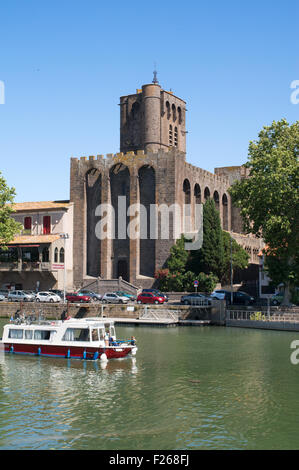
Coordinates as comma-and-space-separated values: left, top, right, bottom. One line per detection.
131, 101, 140, 119
24, 217, 32, 234
59, 248, 65, 263
204, 187, 210, 200
174, 127, 178, 147
42, 247, 49, 262
166, 101, 170, 119
172, 104, 176, 121
43, 216, 51, 235
169, 125, 173, 146
194, 184, 201, 204
178, 107, 182, 124
54, 247, 58, 263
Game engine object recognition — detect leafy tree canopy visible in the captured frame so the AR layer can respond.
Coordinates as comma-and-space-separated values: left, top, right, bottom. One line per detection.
229, 119, 299, 302
0, 172, 22, 246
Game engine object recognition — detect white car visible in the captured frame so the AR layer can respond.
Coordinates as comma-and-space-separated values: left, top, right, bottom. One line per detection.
210, 291, 226, 300
101, 293, 129, 304
0, 294, 5, 301
35, 292, 61, 303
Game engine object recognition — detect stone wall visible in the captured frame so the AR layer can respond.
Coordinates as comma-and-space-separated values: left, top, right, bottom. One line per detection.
0, 299, 225, 325
70, 149, 260, 291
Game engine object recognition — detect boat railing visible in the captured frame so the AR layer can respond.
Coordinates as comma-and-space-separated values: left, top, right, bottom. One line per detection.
9, 311, 53, 326
110, 339, 136, 346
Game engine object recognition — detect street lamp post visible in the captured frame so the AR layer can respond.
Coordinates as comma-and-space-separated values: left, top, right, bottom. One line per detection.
60, 233, 69, 303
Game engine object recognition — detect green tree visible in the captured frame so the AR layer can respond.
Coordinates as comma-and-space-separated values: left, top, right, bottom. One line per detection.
166, 235, 189, 273
187, 199, 224, 279
0, 172, 22, 246
229, 119, 299, 304
221, 231, 249, 284
154, 234, 218, 293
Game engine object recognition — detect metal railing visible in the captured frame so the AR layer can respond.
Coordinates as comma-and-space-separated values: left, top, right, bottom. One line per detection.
139, 306, 180, 322
227, 310, 299, 322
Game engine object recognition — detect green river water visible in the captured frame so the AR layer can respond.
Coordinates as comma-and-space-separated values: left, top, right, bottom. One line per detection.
0, 318, 299, 450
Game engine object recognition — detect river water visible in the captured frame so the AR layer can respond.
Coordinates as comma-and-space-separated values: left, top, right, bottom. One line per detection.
0, 318, 299, 450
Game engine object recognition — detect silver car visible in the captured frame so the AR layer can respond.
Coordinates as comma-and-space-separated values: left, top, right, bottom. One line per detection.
101, 293, 129, 304
180, 293, 210, 305
8, 290, 35, 302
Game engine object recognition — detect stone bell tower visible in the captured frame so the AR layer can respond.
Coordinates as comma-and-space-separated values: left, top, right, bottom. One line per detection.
119, 72, 187, 154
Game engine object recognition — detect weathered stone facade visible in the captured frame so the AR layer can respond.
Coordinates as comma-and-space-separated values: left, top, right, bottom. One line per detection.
120, 83, 186, 154
70, 81, 263, 289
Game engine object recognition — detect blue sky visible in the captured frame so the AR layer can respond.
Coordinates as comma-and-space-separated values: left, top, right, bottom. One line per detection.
0, 0, 298, 202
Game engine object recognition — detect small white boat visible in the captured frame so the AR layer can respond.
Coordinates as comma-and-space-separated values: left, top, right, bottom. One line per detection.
0, 316, 137, 361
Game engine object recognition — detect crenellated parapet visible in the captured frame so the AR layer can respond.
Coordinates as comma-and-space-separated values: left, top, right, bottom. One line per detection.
70, 147, 186, 177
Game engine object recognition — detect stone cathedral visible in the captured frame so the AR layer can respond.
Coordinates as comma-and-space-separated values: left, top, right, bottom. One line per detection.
70, 77, 262, 289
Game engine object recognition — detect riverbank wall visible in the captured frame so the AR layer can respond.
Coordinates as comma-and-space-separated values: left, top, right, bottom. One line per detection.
226, 319, 299, 332
0, 299, 226, 326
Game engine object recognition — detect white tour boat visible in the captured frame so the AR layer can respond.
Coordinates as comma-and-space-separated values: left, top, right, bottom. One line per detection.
0, 316, 137, 361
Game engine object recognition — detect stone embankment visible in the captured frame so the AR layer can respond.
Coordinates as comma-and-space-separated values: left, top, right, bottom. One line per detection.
226, 307, 299, 332
0, 299, 226, 326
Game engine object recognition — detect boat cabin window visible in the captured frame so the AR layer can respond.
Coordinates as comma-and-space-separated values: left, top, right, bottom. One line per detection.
8, 329, 23, 339
34, 330, 51, 340
91, 329, 99, 341
99, 328, 105, 341
110, 326, 115, 337
62, 328, 90, 342
25, 330, 33, 340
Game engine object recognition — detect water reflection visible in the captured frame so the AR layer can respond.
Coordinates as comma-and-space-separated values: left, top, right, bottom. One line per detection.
1, 322, 299, 450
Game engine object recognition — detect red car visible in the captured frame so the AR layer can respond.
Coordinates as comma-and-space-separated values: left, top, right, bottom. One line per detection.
137, 292, 166, 305
66, 293, 91, 303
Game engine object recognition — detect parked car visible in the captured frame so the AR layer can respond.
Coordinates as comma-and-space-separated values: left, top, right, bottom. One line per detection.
65, 293, 91, 303
209, 291, 226, 300
78, 290, 102, 302
137, 292, 166, 304
35, 291, 61, 303
24, 290, 37, 299
115, 291, 136, 301
142, 289, 168, 302
180, 293, 211, 305
213, 290, 255, 305
8, 290, 35, 302
0, 294, 5, 301
0, 289, 9, 298
101, 293, 129, 304
270, 293, 283, 306
49, 289, 64, 299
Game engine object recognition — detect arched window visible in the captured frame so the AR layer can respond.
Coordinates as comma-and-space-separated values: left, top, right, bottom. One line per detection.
166, 101, 170, 119
194, 184, 201, 204
54, 247, 58, 263
204, 187, 210, 200
222, 193, 229, 230
42, 247, 49, 262
213, 191, 220, 211
183, 179, 191, 204
59, 248, 65, 263
172, 104, 176, 121
131, 101, 140, 119
169, 125, 173, 146
183, 179, 191, 232
178, 107, 182, 124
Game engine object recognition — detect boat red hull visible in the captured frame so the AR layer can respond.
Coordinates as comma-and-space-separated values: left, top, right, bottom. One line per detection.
3, 342, 133, 359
